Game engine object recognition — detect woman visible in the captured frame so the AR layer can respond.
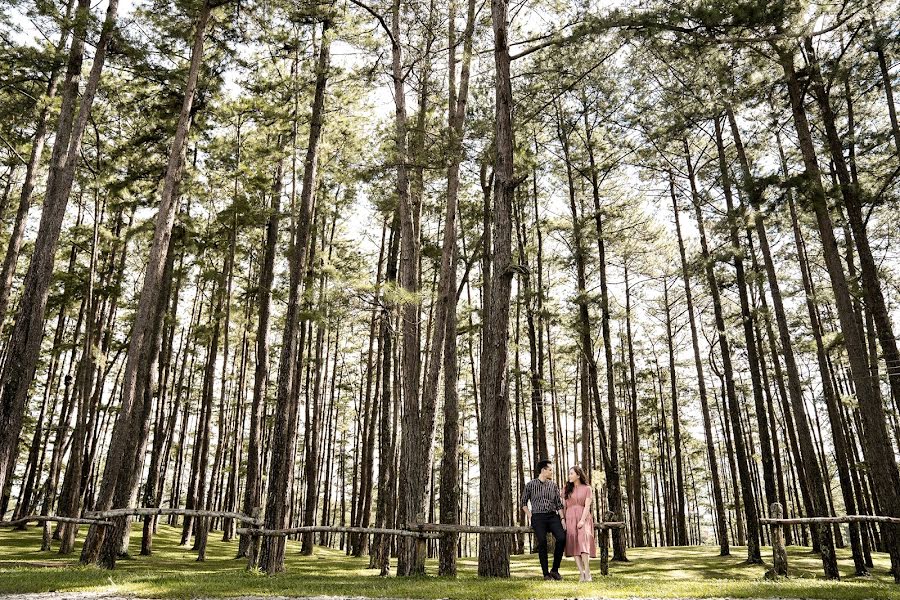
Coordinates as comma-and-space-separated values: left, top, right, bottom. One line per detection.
563, 465, 596, 582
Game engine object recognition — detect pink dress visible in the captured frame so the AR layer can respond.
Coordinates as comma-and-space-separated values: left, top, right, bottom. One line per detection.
563, 484, 596, 557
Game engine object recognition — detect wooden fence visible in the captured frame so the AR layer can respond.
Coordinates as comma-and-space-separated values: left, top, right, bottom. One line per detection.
3, 506, 627, 575
0, 515, 113, 527
15, 503, 900, 581
761, 501, 900, 579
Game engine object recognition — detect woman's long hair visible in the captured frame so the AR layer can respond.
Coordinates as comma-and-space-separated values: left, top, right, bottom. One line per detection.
564, 465, 589, 499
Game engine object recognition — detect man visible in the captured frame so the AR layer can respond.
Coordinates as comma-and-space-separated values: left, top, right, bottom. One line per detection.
522, 459, 566, 580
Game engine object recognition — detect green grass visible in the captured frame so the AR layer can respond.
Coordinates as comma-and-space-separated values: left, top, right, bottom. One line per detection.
1, 523, 898, 598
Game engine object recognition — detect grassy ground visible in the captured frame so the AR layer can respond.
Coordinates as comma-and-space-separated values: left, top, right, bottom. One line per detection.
1, 524, 899, 599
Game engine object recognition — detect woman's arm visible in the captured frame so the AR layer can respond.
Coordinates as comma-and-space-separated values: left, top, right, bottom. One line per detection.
578, 491, 592, 528
554, 486, 566, 529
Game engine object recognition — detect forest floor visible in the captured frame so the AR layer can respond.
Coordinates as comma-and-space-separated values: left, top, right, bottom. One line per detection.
1, 524, 898, 599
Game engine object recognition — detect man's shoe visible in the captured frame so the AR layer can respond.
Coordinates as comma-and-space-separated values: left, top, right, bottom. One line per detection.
543, 574, 553, 580
549, 570, 563, 580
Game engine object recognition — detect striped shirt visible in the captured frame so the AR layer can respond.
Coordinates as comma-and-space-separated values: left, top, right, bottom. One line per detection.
522, 478, 564, 514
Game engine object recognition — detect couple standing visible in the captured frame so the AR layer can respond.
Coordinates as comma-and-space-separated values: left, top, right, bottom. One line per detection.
521, 460, 596, 582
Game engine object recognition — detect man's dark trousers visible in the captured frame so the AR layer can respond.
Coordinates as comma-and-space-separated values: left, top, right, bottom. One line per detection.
531, 512, 565, 575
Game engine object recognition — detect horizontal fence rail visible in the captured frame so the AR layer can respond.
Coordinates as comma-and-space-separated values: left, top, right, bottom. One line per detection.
236, 525, 441, 539
763, 502, 900, 581
761, 514, 900, 526
84, 507, 263, 525
0, 515, 113, 527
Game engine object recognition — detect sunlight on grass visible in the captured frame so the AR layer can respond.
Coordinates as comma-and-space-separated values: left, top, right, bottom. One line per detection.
1, 523, 899, 598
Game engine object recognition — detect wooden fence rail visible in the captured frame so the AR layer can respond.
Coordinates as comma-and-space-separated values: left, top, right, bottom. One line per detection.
84, 507, 262, 525
235, 525, 441, 539
763, 502, 900, 580
0, 515, 113, 527
761, 514, 900, 526
3, 506, 625, 577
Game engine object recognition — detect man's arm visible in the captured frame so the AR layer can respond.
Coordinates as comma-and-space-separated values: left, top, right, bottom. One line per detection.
554, 484, 566, 529
521, 481, 532, 519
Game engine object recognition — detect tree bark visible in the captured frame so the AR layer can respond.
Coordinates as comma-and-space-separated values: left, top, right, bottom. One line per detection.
620, 265, 643, 546
478, 0, 515, 575
95, 231, 177, 568
805, 37, 900, 448
713, 116, 778, 514
370, 211, 400, 575
661, 277, 687, 546
436, 0, 473, 573
57, 192, 103, 553
558, 112, 613, 493
301, 268, 327, 555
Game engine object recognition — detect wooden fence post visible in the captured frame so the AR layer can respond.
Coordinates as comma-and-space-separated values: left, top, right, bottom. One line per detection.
196, 515, 209, 562
600, 510, 614, 576
246, 507, 261, 571
770, 502, 787, 578
40, 520, 51, 552
414, 514, 427, 574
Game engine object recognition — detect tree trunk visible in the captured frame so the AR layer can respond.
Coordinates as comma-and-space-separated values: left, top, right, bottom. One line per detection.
0, 0, 77, 331
393, 0, 433, 574
669, 171, 729, 556
775, 127, 868, 573
371, 212, 400, 575
0, 0, 120, 497
684, 139, 761, 563
624, 265, 645, 547
257, 19, 330, 574
436, 0, 473, 571
57, 193, 102, 553
478, 0, 515, 575
238, 158, 282, 557
95, 232, 177, 568
583, 112, 626, 561
78, 0, 210, 565
874, 45, 900, 156
513, 295, 526, 555
530, 136, 549, 466
713, 117, 778, 515
778, 45, 900, 579
662, 278, 687, 546
559, 112, 613, 497
350, 221, 385, 557
726, 104, 840, 576
301, 276, 327, 555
